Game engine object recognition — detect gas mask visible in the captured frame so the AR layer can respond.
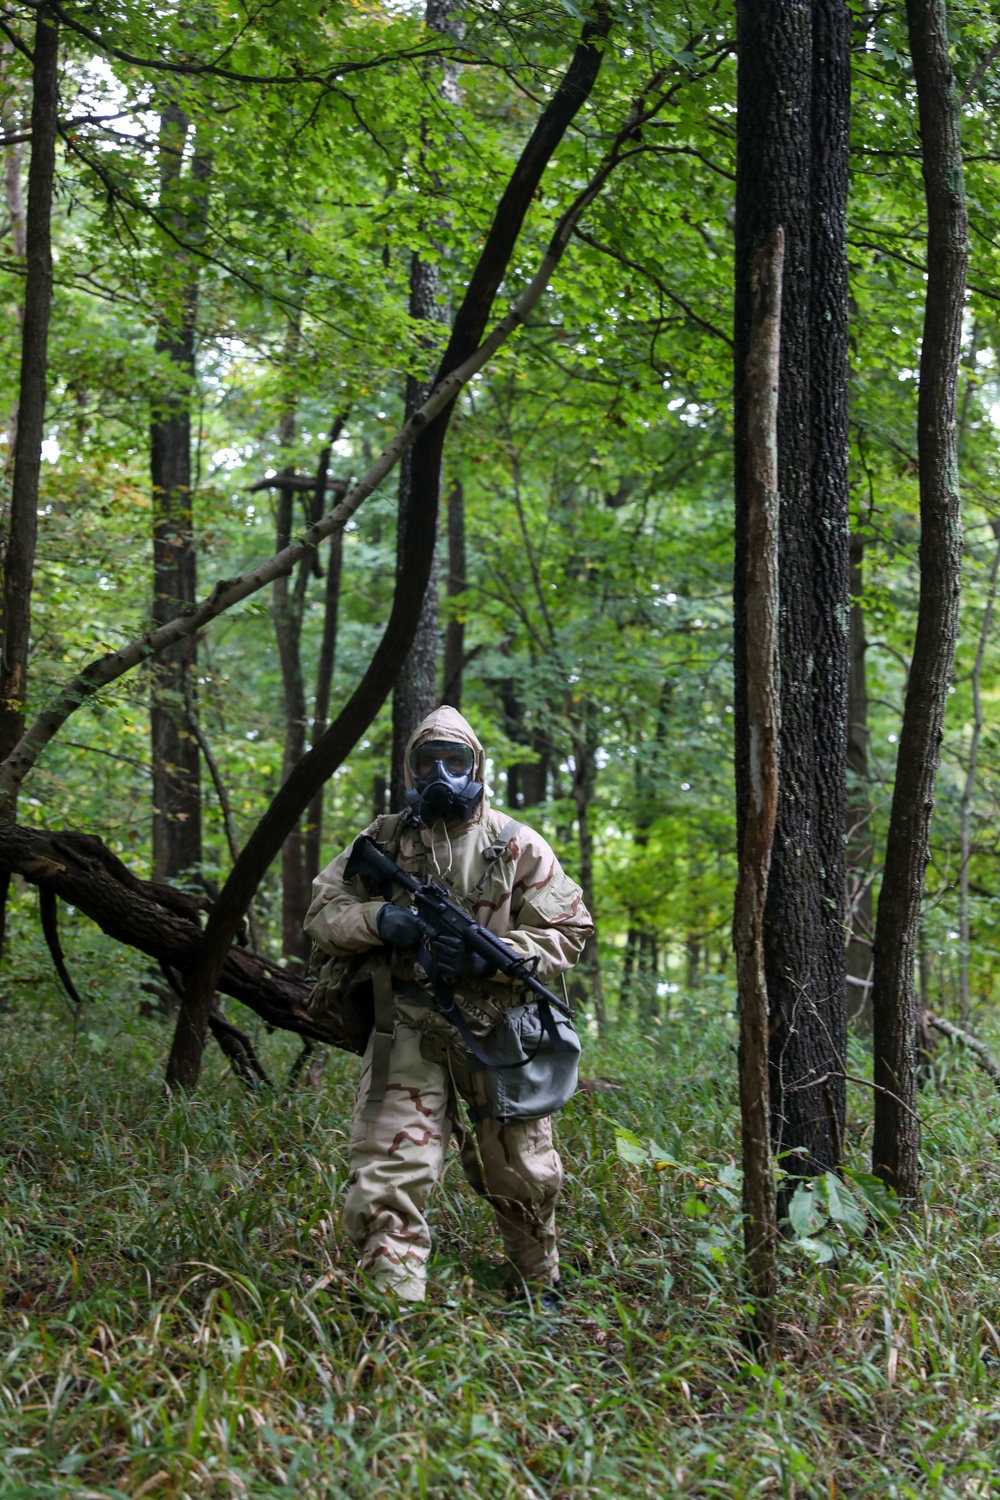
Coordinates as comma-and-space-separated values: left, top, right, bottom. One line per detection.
405, 739, 484, 822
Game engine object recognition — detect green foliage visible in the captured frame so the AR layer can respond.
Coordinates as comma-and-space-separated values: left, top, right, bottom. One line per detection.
4, 1007, 1000, 1494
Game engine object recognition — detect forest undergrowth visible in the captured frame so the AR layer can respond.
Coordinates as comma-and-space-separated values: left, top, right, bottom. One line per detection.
3, 974, 1000, 1499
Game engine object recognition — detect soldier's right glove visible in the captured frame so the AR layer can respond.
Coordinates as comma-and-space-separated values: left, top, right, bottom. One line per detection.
376, 904, 422, 949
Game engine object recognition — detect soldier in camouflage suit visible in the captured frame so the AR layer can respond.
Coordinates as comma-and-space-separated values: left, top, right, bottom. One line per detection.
304, 706, 593, 1304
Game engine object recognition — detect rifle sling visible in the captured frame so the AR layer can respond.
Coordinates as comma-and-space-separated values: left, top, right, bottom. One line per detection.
415, 944, 569, 1071
361, 957, 395, 1121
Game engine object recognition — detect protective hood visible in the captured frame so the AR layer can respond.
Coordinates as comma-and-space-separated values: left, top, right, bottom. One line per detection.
403, 705, 489, 822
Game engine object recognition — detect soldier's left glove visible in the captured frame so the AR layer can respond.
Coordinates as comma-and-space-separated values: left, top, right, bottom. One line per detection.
431, 932, 496, 979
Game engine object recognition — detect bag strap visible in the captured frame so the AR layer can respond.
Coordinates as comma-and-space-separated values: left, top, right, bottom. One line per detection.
361, 956, 395, 1120
415, 942, 569, 1071
472, 816, 521, 893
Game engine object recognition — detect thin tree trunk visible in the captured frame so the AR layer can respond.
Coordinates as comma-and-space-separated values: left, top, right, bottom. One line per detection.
733, 227, 783, 1349
441, 477, 466, 707
302, 423, 345, 883
846, 533, 874, 1027
0, 4, 58, 953
389, 0, 461, 808
150, 104, 206, 884
1, 36, 27, 462
958, 528, 1000, 1021
390, 252, 444, 811
871, 0, 968, 1197
164, 7, 615, 1088
734, 0, 850, 1184
571, 719, 605, 1027
271, 381, 312, 963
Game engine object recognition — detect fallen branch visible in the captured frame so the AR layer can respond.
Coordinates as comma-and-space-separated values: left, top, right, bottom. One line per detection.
927, 1011, 1000, 1100
0, 819, 345, 1048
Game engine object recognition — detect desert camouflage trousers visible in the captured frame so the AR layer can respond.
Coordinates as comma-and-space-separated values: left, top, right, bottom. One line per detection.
343, 1012, 563, 1301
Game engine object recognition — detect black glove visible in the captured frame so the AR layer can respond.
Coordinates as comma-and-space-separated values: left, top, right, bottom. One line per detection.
377, 904, 422, 949
431, 931, 496, 980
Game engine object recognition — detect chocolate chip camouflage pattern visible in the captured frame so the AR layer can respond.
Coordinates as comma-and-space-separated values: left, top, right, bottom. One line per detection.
345, 1016, 562, 1299
305, 707, 591, 1300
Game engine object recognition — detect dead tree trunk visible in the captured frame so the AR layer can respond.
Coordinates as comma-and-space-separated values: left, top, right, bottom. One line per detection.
870, 0, 968, 1198
0, 5, 58, 953
571, 714, 606, 1027
150, 104, 207, 885
734, 0, 851, 1183
733, 227, 783, 1349
846, 533, 874, 1027
958, 529, 1000, 1022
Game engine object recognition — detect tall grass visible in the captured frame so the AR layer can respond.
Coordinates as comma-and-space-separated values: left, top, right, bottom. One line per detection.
3, 989, 1000, 1497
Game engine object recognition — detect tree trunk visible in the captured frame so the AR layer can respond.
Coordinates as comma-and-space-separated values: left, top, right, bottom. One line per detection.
958, 529, 1000, 1022
0, 5, 58, 953
150, 103, 206, 884
164, 7, 614, 1088
734, 0, 850, 1184
846, 533, 874, 1028
1, 36, 27, 460
303, 422, 347, 884
0, 820, 343, 1045
390, 251, 444, 811
733, 227, 783, 1346
870, 0, 967, 1198
571, 718, 605, 1026
441, 478, 466, 707
271, 385, 312, 964
389, 0, 462, 807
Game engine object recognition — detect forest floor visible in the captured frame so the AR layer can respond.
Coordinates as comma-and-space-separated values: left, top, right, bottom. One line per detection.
3, 978, 1000, 1498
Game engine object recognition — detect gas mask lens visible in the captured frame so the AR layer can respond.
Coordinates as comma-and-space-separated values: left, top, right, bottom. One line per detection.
410, 742, 474, 782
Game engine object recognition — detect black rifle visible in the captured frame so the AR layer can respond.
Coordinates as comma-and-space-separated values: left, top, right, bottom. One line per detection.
344, 834, 573, 1030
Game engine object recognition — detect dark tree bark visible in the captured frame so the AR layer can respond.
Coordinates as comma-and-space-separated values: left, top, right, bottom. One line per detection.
165, 6, 614, 1088
303, 420, 347, 885
390, 252, 445, 811
1, 36, 27, 457
500, 679, 550, 810
846, 533, 874, 1028
388, 0, 461, 809
150, 103, 207, 884
871, 0, 968, 1197
570, 711, 605, 1026
734, 0, 850, 1182
0, 820, 342, 1046
441, 478, 466, 708
271, 386, 312, 964
733, 227, 783, 1347
0, 5, 58, 953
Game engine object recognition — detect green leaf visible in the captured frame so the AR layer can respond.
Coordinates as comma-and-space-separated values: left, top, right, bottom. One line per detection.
843, 1167, 901, 1223
614, 1126, 649, 1166
821, 1172, 867, 1235
795, 1235, 837, 1265
787, 1182, 827, 1240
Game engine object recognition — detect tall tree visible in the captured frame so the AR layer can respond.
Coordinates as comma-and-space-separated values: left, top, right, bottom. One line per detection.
389, 0, 461, 810
149, 102, 208, 884
0, 4, 58, 951
164, 5, 617, 1087
871, 0, 968, 1197
733, 0, 851, 1181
